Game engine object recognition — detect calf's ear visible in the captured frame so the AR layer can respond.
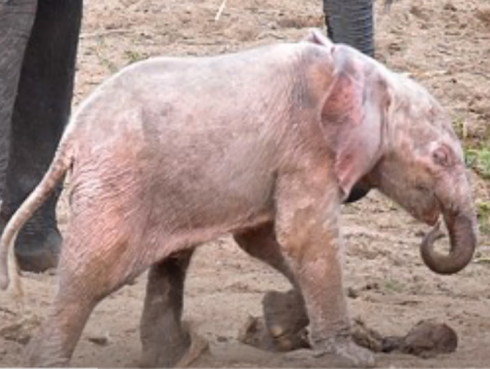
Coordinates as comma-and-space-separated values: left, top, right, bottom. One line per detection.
320, 47, 391, 200
302, 28, 334, 49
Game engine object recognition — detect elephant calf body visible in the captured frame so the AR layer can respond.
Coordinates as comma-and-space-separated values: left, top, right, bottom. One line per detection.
0, 29, 477, 368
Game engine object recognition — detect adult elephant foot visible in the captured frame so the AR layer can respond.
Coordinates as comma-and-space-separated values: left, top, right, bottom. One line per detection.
15, 226, 61, 272
0, 199, 61, 272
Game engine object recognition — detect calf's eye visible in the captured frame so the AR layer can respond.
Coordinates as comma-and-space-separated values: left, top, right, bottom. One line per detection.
432, 146, 451, 167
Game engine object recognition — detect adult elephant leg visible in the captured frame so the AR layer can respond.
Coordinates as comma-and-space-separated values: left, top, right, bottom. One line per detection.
323, 0, 374, 203
1, 0, 83, 272
323, 0, 375, 57
0, 1, 38, 195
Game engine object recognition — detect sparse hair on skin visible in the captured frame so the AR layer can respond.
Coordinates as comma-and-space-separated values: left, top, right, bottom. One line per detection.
0, 29, 476, 368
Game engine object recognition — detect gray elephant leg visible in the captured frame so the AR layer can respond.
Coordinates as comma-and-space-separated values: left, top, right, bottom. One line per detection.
234, 224, 309, 351
140, 250, 208, 368
0, 2, 38, 192
1, 0, 83, 272
323, 0, 374, 204
323, 0, 375, 57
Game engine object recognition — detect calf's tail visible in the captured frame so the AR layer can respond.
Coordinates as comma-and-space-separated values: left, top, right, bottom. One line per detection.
0, 137, 75, 298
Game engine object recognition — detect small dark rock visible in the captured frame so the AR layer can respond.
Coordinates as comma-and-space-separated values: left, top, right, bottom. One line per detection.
216, 335, 228, 343
347, 287, 359, 299
87, 334, 110, 346
443, 2, 457, 11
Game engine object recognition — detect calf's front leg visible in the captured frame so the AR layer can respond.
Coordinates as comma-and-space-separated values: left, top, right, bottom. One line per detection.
273, 168, 374, 367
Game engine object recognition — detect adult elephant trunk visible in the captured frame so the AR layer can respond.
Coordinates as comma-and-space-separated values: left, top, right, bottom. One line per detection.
420, 201, 478, 275
323, 0, 375, 57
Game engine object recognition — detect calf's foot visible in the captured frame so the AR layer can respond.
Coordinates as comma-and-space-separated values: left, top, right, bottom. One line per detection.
174, 324, 210, 368
262, 289, 309, 351
326, 337, 375, 367
140, 322, 209, 368
281, 339, 375, 368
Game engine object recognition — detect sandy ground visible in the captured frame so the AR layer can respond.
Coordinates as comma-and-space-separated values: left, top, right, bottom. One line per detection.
1, 0, 490, 367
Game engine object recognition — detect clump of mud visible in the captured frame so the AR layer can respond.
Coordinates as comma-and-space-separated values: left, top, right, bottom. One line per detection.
239, 289, 457, 358
352, 318, 458, 358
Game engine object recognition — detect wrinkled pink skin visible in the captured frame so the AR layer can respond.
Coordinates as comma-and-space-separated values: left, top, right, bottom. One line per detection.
2, 29, 476, 368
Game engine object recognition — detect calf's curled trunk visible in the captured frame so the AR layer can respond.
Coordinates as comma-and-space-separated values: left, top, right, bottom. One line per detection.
420, 202, 477, 275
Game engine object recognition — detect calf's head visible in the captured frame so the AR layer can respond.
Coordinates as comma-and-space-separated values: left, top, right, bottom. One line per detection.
304, 29, 477, 275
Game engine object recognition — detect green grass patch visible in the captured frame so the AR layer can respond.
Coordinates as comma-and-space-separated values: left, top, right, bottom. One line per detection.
464, 147, 490, 235
383, 279, 404, 293
465, 148, 490, 180
124, 50, 146, 65
453, 116, 468, 140
94, 37, 119, 74
477, 201, 490, 235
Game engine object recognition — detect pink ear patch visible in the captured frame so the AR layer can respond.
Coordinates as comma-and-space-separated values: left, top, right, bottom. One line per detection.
320, 53, 383, 199
322, 73, 364, 132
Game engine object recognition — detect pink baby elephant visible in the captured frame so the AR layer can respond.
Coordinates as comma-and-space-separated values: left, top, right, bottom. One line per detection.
0, 29, 477, 368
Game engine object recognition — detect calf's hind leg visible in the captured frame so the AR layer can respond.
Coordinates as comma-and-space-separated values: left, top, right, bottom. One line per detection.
234, 224, 297, 285
234, 224, 309, 351
140, 249, 209, 368
26, 227, 138, 367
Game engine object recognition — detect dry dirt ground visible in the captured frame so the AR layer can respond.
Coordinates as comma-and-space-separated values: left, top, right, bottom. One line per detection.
1, 0, 490, 367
